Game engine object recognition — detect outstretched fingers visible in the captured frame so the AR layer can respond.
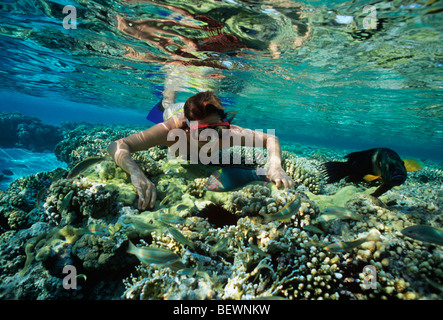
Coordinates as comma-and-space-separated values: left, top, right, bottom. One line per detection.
136, 187, 147, 210
135, 180, 157, 210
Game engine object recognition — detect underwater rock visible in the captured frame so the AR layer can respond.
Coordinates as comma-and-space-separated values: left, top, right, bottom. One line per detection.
0, 169, 64, 230
72, 233, 127, 271
0, 112, 63, 152
76, 185, 120, 219
188, 178, 208, 198
132, 151, 163, 178
156, 175, 189, 206
44, 173, 127, 226
0, 222, 83, 299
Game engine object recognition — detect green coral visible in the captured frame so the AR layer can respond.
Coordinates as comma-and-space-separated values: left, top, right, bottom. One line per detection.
72, 233, 121, 270
1, 123, 442, 301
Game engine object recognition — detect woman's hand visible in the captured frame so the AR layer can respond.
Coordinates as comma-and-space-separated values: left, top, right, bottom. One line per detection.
267, 164, 294, 189
130, 171, 157, 210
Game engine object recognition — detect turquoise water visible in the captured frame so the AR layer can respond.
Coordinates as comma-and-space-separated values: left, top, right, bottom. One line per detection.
1, 1, 443, 302
0, 0, 442, 160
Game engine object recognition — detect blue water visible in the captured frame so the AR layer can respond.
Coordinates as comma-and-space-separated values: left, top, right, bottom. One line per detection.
0, 0, 442, 161
0, 148, 66, 190
1, 0, 443, 302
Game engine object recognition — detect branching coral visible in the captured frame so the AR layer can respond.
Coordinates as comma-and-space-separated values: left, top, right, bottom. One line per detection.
0, 124, 442, 301
282, 155, 322, 194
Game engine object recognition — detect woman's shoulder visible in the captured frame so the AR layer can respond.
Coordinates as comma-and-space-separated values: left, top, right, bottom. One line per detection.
165, 115, 187, 130
228, 124, 246, 133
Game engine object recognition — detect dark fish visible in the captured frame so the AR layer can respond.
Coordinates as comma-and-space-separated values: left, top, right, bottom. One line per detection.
177, 267, 196, 276
302, 224, 324, 234
12, 163, 28, 168
176, 204, 190, 211
168, 260, 186, 271
20, 233, 46, 276
248, 244, 270, 257
84, 224, 110, 237
401, 225, 443, 246
302, 240, 328, 249
321, 148, 423, 197
204, 167, 269, 192
36, 189, 45, 209
425, 7, 443, 14
131, 217, 159, 234
77, 274, 87, 281
253, 296, 287, 300
67, 156, 109, 179
157, 213, 186, 225
426, 278, 443, 292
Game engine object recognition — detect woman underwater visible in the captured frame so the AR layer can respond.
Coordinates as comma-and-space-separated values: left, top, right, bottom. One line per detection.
108, 91, 294, 210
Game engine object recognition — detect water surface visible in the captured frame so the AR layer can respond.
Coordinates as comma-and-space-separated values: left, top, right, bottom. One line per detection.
0, 0, 442, 159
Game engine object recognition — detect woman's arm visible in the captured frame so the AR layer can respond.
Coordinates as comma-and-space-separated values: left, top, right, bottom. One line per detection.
263, 133, 294, 189
107, 122, 172, 209
229, 125, 294, 189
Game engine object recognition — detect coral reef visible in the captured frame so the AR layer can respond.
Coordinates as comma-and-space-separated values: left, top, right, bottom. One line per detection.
0, 124, 442, 300
0, 112, 63, 152
43, 178, 121, 225
53, 123, 146, 167
281, 151, 323, 194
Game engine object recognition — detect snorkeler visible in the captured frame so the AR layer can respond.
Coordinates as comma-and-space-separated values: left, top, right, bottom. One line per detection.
107, 91, 294, 210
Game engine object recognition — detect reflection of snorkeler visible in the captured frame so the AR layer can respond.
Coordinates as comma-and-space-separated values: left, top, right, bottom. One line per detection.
117, 10, 246, 68
118, 0, 311, 64
107, 90, 294, 210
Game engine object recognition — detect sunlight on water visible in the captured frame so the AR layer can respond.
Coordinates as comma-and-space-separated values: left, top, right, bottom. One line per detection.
1, 0, 443, 302
0, 0, 442, 158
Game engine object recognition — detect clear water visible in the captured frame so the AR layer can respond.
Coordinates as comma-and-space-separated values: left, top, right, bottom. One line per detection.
0, 148, 66, 190
0, 0, 442, 160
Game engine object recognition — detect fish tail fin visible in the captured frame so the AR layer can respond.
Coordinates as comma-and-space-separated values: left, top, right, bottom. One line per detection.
320, 161, 351, 183
402, 159, 424, 172
127, 241, 137, 255
255, 167, 270, 181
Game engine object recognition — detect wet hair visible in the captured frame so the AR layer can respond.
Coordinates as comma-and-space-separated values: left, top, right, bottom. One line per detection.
184, 91, 235, 123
